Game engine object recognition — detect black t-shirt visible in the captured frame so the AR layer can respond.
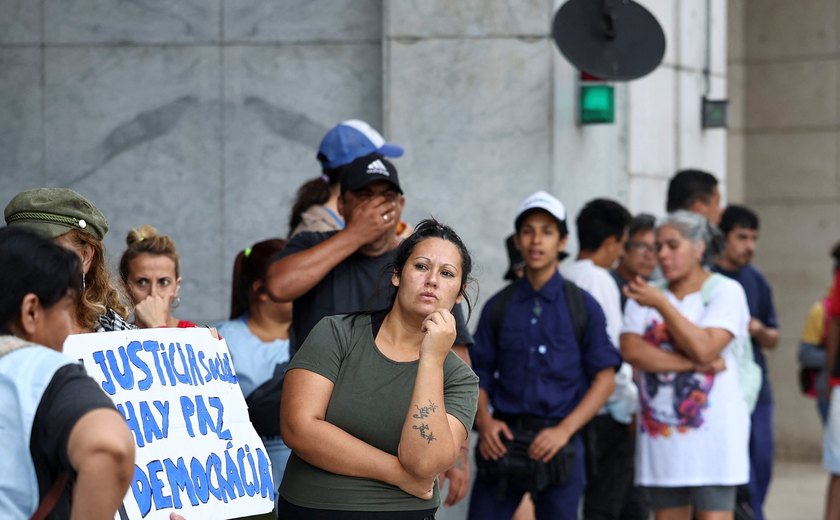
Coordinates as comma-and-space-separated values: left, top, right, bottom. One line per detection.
30, 363, 118, 519
279, 231, 474, 349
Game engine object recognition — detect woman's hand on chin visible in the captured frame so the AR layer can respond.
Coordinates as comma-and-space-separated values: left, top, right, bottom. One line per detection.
420, 309, 456, 361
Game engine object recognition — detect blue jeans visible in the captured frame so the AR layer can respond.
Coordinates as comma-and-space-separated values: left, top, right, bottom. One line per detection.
748, 402, 773, 520
468, 434, 585, 520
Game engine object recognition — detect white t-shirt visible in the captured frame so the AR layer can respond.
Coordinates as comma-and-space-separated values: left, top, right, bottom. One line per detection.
621, 274, 751, 486
562, 258, 638, 424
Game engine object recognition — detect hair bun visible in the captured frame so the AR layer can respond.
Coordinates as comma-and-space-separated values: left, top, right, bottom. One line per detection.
126, 224, 160, 246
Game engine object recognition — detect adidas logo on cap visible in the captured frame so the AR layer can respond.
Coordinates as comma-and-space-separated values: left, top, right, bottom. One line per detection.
367, 159, 390, 177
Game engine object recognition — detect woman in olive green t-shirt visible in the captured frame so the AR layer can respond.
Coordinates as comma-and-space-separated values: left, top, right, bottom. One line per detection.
278, 219, 479, 519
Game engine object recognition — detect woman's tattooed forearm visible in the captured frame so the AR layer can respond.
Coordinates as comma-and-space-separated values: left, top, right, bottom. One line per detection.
412, 400, 438, 419
412, 423, 436, 443
411, 400, 439, 443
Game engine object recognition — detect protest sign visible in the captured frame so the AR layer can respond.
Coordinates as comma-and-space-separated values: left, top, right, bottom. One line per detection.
64, 327, 275, 520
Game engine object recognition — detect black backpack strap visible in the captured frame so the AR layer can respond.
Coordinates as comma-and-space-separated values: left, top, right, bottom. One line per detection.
490, 282, 519, 343
562, 279, 588, 347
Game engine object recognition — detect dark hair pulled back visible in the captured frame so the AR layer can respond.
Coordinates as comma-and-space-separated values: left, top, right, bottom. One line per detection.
0, 227, 82, 334
230, 238, 288, 319
389, 218, 474, 319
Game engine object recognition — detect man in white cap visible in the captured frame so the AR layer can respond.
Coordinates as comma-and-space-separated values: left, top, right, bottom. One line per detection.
468, 191, 620, 520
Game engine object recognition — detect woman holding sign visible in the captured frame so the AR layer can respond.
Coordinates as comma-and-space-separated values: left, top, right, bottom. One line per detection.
0, 226, 134, 519
278, 219, 479, 519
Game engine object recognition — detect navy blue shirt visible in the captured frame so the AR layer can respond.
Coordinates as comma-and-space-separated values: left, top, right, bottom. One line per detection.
471, 271, 622, 420
712, 263, 779, 404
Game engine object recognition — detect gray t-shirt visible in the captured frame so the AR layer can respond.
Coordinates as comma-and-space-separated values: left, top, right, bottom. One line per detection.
279, 231, 474, 349
279, 313, 479, 511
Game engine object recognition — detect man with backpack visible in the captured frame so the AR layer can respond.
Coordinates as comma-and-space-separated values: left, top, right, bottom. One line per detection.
468, 191, 621, 519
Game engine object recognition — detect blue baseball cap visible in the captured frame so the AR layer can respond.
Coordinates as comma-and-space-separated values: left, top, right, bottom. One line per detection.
317, 120, 404, 170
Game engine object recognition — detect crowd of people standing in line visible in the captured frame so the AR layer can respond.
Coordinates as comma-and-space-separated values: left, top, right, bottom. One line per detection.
5, 117, 837, 520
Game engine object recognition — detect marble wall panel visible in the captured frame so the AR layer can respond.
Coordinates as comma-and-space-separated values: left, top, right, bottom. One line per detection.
43, 46, 224, 322
746, 0, 838, 61
1, 0, 41, 44
0, 48, 45, 196
627, 66, 676, 177
726, 132, 745, 203
727, 63, 745, 132
45, 0, 219, 44
555, 116, 630, 257
389, 0, 548, 38
676, 72, 727, 184
745, 59, 838, 131
686, 0, 726, 74
551, 44, 629, 258
626, 174, 668, 217
224, 0, 381, 43
711, 0, 728, 76
726, 3, 746, 204
727, 0, 746, 63
222, 43, 382, 283
675, 0, 707, 73
387, 37, 552, 309
750, 201, 840, 337
551, 50, 576, 127
745, 132, 838, 202
749, 200, 840, 456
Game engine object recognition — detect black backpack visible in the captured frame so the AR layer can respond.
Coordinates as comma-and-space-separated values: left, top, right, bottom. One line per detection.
490, 279, 588, 347
245, 361, 289, 438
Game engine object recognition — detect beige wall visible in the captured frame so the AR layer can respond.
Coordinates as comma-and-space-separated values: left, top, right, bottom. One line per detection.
729, 0, 840, 459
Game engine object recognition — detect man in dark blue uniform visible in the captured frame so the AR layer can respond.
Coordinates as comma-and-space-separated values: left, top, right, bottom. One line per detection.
468, 191, 621, 520
713, 204, 779, 520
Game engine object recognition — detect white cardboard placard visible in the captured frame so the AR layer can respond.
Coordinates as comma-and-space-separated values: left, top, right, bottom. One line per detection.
64, 328, 275, 520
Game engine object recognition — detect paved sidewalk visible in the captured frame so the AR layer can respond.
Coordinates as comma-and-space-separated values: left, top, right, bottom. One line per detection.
766, 459, 826, 520
435, 458, 828, 519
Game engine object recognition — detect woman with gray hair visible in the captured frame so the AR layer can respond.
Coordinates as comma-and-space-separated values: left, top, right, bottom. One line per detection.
620, 210, 752, 520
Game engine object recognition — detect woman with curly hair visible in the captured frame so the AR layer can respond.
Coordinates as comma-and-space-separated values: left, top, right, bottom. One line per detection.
4, 188, 132, 333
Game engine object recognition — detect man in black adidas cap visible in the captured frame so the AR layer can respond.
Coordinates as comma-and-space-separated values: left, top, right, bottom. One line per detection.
268, 151, 473, 351
267, 152, 408, 344
266, 152, 474, 505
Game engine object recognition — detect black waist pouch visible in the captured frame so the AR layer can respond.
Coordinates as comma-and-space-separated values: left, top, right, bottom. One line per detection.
475, 428, 576, 497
